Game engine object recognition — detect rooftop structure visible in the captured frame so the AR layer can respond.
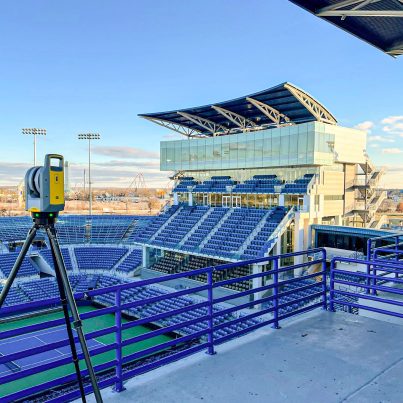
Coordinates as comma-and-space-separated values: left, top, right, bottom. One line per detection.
139, 82, 337, 138
290, 0, 403, 57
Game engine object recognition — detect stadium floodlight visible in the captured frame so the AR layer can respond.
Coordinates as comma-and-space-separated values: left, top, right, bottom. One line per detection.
78, 133, 101, 215
22, 128, 47, 166
0, 154, 103, 403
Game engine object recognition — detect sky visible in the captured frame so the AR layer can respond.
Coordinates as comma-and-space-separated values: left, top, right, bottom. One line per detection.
0, 0, 402, 188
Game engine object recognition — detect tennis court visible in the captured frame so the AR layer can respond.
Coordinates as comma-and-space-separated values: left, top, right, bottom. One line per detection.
0, 305, 173, 398
0, 326, 102, 376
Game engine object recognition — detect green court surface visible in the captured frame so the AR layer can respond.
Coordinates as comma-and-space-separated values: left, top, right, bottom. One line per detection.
0, 305, 173, 398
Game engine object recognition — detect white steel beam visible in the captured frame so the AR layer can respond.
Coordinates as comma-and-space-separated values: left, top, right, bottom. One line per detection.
317, 0, 380, 13
246, 97, 292, 126
141, 116, 205, 137
177, 111, 228, 136
317, 10, 403, 17
211, 105, 257, 129
284, 83, 337, 125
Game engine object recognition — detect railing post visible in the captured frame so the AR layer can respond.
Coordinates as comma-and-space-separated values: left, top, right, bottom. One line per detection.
366, 239, 372, 295
206, 269, 216, 355
272, 258, 280, 329
395, 236, 399, 278
321, 249, 327, 310
114, 288, 125, 392
329, 260, 335, 312
372, 266, 377, 296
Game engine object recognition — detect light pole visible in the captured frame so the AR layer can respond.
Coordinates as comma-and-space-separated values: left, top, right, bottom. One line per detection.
22, 128, 47, 166
78, 133, 100, 215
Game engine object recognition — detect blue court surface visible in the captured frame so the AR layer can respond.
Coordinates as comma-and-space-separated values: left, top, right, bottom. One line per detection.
0, 326, 103, 376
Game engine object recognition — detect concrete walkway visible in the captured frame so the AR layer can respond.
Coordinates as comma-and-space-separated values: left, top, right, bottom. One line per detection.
85, 311, 403, 403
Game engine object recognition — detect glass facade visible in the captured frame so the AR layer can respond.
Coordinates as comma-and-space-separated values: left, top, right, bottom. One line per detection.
161, 122, 335, 172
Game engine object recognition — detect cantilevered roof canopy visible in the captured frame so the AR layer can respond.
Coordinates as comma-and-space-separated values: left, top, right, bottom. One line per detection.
290, 0, 403, 57
139, 82, 337, 138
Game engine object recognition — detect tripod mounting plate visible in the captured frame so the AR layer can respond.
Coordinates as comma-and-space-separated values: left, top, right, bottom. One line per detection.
31, 211, 59, 226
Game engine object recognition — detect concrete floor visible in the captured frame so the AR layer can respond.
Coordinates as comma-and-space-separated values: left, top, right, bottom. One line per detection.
85, 311, 403, 403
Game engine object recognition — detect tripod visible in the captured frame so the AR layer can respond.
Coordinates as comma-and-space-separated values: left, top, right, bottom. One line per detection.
0, 213, 103, 403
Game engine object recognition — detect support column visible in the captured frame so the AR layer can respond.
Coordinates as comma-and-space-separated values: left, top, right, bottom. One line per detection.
189, 192, 193, 206
142, 245, 150, 269
293, 217, 304, 274
252, 264, 263, 308
279, 194, 285, 207
173, 192, 179, 205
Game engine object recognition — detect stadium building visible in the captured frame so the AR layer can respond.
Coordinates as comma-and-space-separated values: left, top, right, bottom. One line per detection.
138, 82, 387, 270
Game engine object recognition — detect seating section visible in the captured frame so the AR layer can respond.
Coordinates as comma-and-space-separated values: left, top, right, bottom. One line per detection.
201, 208, 267, 258
0, 217, 32, 242
132, 205, 180, 243
74, 247, 128, 270
0, 252, 38, 277
193, 176, 236, 193
134, 206, 289, 260
173, 177, 199, 192
262, 278, 323, 315
0, 285, 28, 307
116, 249, 143, 273
149, 253, 252, 292
282, 174, 314, 194
233, 175, 282, 193
181, 207, 228, 251
173, 174, 315, 195
92, 274, 259, 339
39, 248, 73, 271
152, 206, 209, 248
241, 206, 287, 259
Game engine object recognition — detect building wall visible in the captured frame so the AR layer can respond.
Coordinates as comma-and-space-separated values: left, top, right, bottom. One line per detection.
160, 122, 367, 172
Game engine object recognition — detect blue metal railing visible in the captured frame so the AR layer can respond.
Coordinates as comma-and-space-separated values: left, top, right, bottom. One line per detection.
0, 248, 326, 402
329, 257, 403, 318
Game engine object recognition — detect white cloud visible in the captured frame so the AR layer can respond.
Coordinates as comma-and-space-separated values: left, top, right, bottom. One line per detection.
369, 143, 379, 148
354, 121, 374, 133
368, 135, 394, 143
381, 116, 403, 135
382, 148, 403, 155
381, 116, 403, 125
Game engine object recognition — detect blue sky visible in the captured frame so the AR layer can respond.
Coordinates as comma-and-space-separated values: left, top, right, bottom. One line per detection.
0, 0, 402, 188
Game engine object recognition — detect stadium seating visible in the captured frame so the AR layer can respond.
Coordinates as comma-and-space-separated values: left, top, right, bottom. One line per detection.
39, 248, 74, 271
232, 175, 283, 194
193, 176, 236, 193
151, 205, 209, 248
116, 249, 143, 273
0, 216, 32, 242
181, 207, 228, 252
282, 174, 314, 194
201, 208, 267, 258
74, 247, 128, 270
173, 177, 199, 192
132, 205, 180, 243
0, 252, 38, 277
241, 206, 287, 259
172, 174, 315, 195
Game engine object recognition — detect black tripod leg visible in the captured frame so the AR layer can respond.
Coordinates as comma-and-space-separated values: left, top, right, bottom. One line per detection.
0, 226, 37, 309
50, 244, 87, 402
46, 226, 103, 403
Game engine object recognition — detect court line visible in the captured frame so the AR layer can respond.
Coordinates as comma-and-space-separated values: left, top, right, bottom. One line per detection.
0, 338, 106, 377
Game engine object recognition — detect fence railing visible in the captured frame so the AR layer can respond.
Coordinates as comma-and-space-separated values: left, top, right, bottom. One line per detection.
330, 257, 403, 318
0, 248, 326, 402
